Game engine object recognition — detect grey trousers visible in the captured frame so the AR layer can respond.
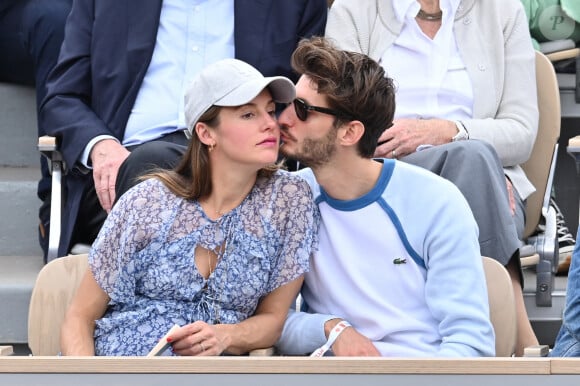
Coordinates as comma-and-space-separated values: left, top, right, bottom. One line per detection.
401, 140, 523, 265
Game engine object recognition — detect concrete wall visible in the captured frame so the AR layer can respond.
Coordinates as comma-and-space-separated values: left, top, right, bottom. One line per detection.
0, 83, 42, 257
0, 83, 44, 347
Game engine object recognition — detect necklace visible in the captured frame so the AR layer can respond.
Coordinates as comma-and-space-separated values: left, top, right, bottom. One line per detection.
201, 200, 237, 220
416, 9, 443, 21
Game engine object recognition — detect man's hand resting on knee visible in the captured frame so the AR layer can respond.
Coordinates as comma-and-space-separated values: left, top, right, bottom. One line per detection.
91, 139, 130, 213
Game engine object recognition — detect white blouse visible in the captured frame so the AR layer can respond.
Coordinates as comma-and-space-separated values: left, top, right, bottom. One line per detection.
381, 0, 474, 121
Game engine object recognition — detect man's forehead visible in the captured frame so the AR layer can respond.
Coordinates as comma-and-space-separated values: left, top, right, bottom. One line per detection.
296, 75, 324, 100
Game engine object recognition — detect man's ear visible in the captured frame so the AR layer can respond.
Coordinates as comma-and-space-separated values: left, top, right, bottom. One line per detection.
338, 120, 365, 147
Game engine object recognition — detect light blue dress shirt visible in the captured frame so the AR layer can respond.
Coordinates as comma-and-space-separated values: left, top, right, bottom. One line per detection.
82, 0, 234, 166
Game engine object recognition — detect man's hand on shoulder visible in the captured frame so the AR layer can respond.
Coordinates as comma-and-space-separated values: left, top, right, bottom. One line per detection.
90, 139, 130, 213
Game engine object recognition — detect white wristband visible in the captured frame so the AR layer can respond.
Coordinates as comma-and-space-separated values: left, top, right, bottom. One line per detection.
310, 321, 351, 357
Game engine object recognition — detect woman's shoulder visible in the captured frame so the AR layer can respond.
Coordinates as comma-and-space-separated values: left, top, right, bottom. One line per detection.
116, 177, 178, 209
253, 170, 315, 204
250, 170, 319, 232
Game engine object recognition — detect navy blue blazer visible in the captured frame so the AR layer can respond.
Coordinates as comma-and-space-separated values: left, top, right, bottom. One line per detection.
39, 0, 328, 256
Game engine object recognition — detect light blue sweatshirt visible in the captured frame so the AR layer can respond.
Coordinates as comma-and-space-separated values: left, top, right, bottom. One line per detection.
276, 159, 495, 357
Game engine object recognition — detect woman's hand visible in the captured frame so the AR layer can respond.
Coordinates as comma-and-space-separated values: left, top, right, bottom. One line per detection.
168, 277, 303, 356
374, 118, 458, 159
168, 321, 230, 356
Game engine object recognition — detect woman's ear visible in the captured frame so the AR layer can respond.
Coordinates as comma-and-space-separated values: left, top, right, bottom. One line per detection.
195, 122, 215, 147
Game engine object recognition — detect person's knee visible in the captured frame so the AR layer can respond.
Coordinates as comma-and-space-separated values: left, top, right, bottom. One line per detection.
442, 141, 504, 175
116, 141, 186, 198
124, 141, 186, 171
441, 140, 496, 162
551, 326, 580, 357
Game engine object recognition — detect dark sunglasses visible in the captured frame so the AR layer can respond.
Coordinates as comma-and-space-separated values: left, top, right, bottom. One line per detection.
292, 98, 353, 122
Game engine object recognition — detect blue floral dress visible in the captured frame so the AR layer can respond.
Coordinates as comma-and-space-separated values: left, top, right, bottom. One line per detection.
89, 170, 319, 356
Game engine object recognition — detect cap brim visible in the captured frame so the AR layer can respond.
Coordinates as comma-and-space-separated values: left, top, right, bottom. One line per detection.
216, 76, 295, 107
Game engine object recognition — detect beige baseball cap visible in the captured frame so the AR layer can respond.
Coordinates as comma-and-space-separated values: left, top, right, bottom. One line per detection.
185, 58, 295, 135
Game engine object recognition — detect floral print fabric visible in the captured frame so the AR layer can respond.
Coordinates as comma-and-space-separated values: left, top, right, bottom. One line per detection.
89, 170, 318, 356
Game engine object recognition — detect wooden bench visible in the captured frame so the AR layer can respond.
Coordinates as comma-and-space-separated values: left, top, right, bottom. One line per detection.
3, 357, 580, 385
0, 357, 565, 386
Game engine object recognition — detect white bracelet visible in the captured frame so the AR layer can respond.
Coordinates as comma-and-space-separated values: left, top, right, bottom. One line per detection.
310, 320, 351, 357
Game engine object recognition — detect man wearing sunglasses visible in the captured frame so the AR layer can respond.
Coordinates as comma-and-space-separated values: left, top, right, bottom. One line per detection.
274, 36, 495, 357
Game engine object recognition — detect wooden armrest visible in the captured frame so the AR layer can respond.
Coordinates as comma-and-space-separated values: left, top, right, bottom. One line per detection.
38, 135, 58, 152
523, 344, 550, 357
249, 347, 276, 356
569, 135, 580, 149
546, 48, 580, 62
0, 346, 13, 356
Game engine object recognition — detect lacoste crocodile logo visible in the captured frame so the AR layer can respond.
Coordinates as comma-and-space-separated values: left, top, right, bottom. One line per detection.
393, 258, 407, 265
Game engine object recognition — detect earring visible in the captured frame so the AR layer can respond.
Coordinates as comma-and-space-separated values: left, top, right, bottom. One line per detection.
208, 143, 215, 152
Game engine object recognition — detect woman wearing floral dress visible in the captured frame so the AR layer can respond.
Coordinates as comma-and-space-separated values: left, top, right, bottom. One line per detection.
60, 58, 319, 356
